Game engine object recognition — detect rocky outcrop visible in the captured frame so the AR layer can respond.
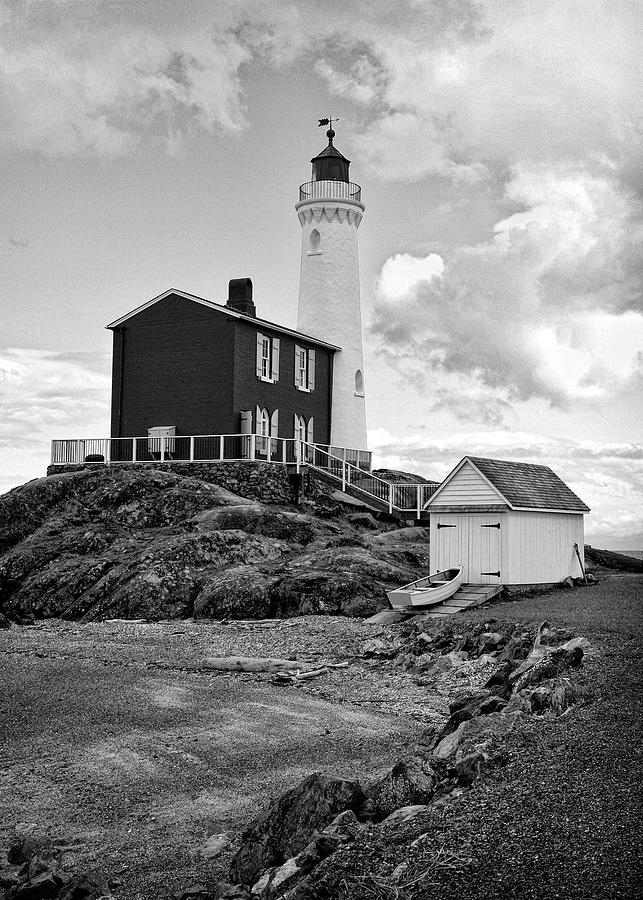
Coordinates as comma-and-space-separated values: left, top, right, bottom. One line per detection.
228, 773, 367, 885
2, 837, 111, 900
584, 545, 642, 572
0, 467, 431, 623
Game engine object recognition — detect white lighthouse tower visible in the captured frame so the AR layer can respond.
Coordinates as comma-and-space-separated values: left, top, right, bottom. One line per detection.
296, 125, 367, 451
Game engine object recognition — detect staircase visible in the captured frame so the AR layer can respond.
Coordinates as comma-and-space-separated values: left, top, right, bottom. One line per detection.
300, 442, 437, 520
413, 583, 503, 617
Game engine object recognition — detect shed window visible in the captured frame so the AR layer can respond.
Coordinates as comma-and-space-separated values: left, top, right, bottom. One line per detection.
256, 333, 280, 383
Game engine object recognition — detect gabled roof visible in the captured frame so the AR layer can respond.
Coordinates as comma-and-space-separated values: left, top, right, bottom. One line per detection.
429, 456, 590, 513
105, 288, 341, 351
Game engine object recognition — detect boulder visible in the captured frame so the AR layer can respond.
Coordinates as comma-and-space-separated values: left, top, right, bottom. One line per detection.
512, 645, 584, 692
483, 661, 513, 699
7, 871, 65, 900
361, 639, 400, 659
477, 632, 504, 654
438, 692, 508, 740
369, 755, 438, 819
200, 833, 231, 859
57, 872, 112, 899
346, 512, 379, 530
321, 810, 360, 837
453, 751, 485, 786
228, 773, 366, 885
380, 804, 430, 827
7, 836, 52, 865
251, 833, 343, 898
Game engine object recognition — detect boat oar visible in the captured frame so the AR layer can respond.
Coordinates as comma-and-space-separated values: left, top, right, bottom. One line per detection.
573, 542, 587, 583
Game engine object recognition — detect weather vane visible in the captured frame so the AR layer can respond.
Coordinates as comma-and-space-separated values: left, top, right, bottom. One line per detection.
318, 116, 339, 129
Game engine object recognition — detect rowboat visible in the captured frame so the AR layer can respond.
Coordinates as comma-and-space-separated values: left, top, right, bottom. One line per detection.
386, 566, 463, 609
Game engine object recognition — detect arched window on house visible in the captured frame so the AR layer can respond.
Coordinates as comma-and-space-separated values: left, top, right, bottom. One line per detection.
294, 414, 314, 462
294, 413, 306, 445
354, 369, 364, 396
256, 406, 270, 454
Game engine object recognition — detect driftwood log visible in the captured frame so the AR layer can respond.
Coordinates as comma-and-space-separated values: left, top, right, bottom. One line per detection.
201, 656, 313, 674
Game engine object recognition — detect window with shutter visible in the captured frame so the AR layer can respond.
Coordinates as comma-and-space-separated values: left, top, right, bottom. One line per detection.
256, 333, 280, 383
308, 349, 315, 390
271, 339, 280, 382
295, 345, 315, 392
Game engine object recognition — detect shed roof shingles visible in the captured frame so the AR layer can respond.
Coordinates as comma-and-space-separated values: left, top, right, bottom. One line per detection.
468, 457, 590, 512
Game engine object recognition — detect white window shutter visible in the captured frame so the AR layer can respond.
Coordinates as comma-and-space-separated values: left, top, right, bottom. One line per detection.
270, 409, 279, 438
294, 344, 302, 386
256, 334, 264, 377
306, 416, 314, 444
255, 405, 262, 433
308, 349, 316, 390
271, 338, 280, 382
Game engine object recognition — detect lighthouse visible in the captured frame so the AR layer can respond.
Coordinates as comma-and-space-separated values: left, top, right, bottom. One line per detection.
296, 125, 367, 451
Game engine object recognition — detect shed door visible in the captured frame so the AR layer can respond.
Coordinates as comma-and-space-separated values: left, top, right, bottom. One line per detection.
470, 516, 502, 584
435, 515, 502, 584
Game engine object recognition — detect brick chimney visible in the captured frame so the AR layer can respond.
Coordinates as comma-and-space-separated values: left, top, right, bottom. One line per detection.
227, 278, 256, 317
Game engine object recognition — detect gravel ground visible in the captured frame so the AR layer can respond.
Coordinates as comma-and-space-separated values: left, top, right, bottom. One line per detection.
0, 616, 437, 899
1, 575, 641, 900
416, 574, 643, 900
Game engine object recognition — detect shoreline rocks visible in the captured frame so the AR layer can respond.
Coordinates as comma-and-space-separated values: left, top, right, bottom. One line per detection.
204, 619, 591, 899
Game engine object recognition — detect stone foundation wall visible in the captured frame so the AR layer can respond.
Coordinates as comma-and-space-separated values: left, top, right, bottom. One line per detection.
46, 461, 296, 505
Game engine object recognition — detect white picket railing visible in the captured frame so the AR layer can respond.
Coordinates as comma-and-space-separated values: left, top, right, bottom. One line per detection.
50, 434, 371, 473
49, 435, 434, 516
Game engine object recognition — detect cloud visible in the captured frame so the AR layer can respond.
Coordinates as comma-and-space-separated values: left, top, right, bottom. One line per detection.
329, 1, 642, 181
0, 0, 250, 156
371, 161, 643, 417
368, 427, 643, 548
0, 348, 110, 493
8, 237, 29, 250
377, 253, 444, 302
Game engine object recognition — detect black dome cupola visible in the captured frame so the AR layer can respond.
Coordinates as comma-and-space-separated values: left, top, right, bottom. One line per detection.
311, 128, 351, 183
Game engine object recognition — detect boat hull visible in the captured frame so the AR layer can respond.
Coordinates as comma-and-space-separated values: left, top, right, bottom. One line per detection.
386, 567, 463, 610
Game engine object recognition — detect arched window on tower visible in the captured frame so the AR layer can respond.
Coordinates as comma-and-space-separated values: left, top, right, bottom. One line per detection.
354, 369, 364, 397
308, 229, 321, 255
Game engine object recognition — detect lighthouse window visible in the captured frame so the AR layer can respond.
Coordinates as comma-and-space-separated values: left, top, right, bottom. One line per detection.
294, 345, 316, 391
255, 333, 280, 383
308, 229, 321, 255
354, 369, 364, 397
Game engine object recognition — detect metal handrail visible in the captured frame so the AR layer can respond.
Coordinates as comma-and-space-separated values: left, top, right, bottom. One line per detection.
299, 180, 362, 202
299, 441, 436, 516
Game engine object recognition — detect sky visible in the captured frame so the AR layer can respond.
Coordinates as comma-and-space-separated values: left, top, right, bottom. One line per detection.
1, 0, 642, 549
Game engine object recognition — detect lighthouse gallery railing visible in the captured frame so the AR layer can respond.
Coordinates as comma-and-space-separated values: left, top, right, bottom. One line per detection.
299, 180, 362, 202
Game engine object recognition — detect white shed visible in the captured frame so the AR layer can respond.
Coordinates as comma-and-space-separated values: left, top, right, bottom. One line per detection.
426, 456, 590, 587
